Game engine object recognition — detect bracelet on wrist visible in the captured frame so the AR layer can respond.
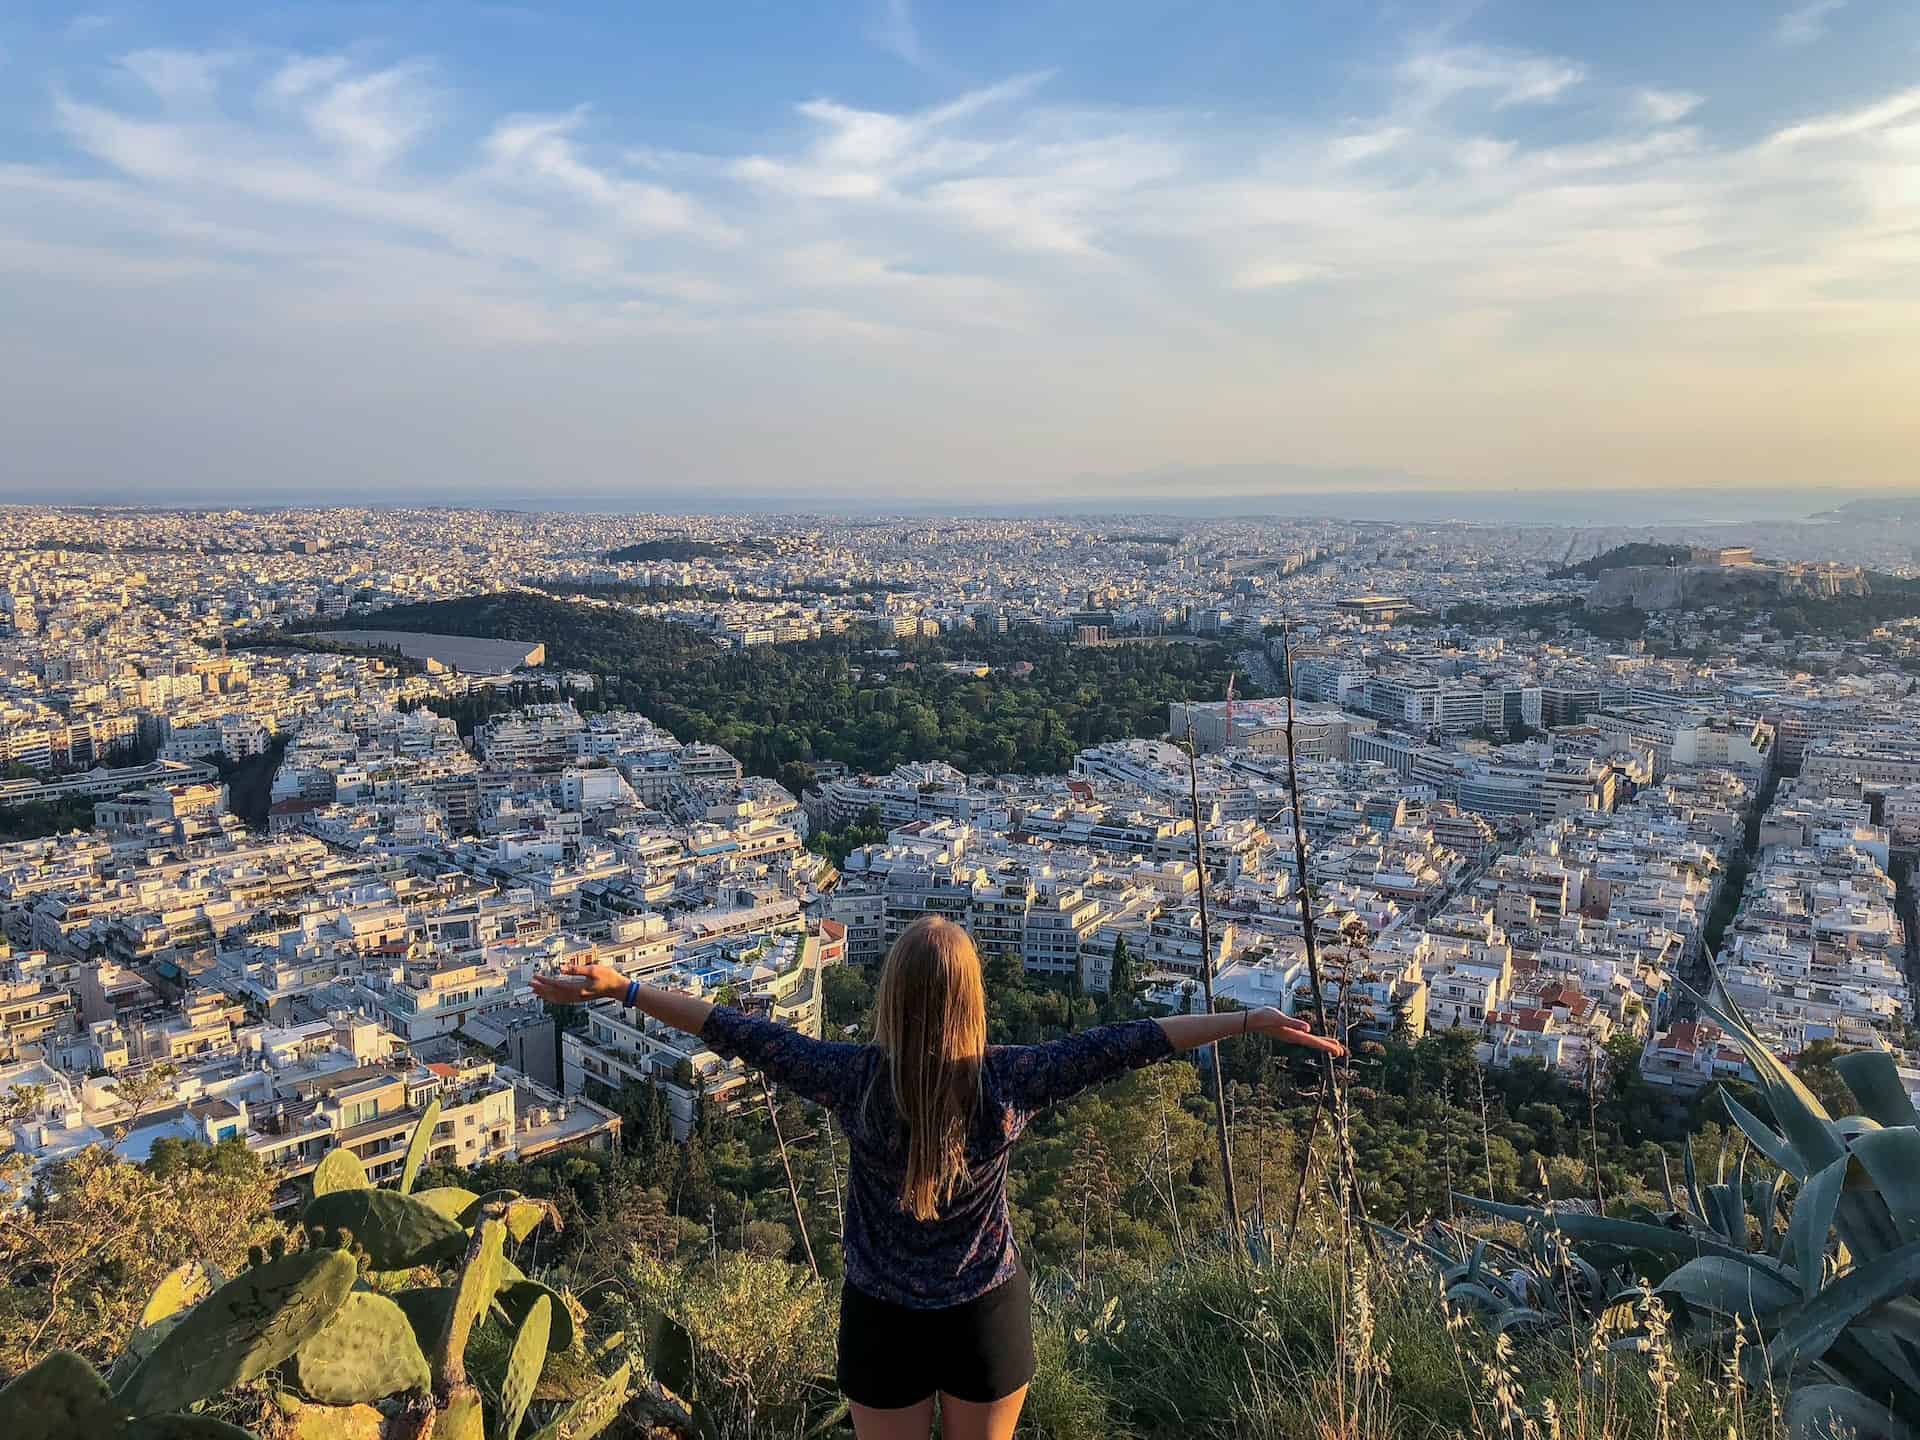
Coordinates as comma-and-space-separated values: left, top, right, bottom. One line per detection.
623, 979, 640, 1008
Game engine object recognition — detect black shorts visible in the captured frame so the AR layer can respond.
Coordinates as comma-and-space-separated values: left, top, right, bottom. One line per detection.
836, 1263, 1037, 1409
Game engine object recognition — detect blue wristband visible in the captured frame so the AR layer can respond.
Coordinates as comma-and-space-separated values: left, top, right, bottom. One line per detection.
623, 979, 640, 1008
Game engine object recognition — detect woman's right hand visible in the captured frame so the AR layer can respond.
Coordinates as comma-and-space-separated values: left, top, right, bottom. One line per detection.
1245, 1007, 1347, 1058
531, 960, 630, 1005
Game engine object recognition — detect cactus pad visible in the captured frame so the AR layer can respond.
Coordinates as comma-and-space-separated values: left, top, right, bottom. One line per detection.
304, 1189, 468, 1270
310, 1147, 369, 1196
270, 1394, 387, 1440
0, 1350, 123, 1440
291, 1291, 432, 1405
398, 1097, 440, 1196
526, 1360, 631, 1440
500, 1279, 575, 1355
438, 1219, 506, 1383
123, 1416, 259, 1438
499, 1292, 551, 1440
438, 1390, 486, 1440
410, 1185, 480, 1222
141, 1259, 224, 1328
390, 1286, 456, 1353
119, 1248, 358, 1417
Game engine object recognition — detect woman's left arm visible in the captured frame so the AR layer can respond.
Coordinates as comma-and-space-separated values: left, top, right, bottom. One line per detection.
1155, 1007, 1345, 1057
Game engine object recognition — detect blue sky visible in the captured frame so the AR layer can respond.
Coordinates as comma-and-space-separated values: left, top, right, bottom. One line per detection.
0, 0, 1915, 505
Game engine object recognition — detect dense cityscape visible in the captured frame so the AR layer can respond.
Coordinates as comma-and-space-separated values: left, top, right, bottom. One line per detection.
2, 496, 1919, 1435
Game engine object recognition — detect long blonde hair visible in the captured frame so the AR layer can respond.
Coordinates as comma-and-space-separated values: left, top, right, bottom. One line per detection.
871, 915, 988, 1221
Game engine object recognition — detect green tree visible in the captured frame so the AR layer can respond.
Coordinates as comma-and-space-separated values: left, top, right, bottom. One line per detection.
822, 964, 874, 1032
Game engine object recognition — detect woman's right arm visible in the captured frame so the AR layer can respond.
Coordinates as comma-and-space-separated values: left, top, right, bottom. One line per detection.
531, 961, 868, 1109
532, 961, 714, 1033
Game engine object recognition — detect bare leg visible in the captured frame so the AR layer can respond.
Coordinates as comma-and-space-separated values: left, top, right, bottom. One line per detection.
850, 1396, 935, 1440
937, 1387, 1029, 1440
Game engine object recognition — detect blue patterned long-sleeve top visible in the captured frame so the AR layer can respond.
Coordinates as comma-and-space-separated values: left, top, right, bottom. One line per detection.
700, 1006, 1174, 1308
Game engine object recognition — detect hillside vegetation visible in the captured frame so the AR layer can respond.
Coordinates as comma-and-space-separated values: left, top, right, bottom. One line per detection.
278, 592, 1243, 781
1555, 543, 1693, 579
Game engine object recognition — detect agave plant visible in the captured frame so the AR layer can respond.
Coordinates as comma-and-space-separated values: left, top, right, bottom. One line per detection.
0, 1101, 672, 1440
1372, 1218, 1647, 1338
1459, 965, 1920, 1440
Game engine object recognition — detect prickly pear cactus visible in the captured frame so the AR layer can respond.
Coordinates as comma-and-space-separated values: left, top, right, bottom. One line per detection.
410, 1186, 480, 1222
397, 1098, 440, 1196
0, 1349, 123, 1440
310, 1147, 369, 1197
437, 1391, 486, 1440
526, 1360, 631, 1440
500, 1279, 575, 1355
119, 1247, 359, 1417
459, 1191, 557, 1243
290, 1291, 431, 1405
269, 1392, 386, 1440
499, 1293, 552, 1440
304, 1188, 468, 1270
438, 1219, 506, 1382
142, 1259, 225, 1328
124, 1416, 260, 1438
389, 1286, 456, 1355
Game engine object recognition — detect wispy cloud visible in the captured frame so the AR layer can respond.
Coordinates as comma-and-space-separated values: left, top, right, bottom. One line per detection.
1397, 45, 1585, 110
875, 0, 929, 71
4, 36, 1918, 495
1634, 89, 1703, 125
1775, 0, 1846, 46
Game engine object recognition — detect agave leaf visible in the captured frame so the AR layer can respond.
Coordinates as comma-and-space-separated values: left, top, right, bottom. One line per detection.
1759, 1170, 1792, 1255
1684, 1138, 1707, 1223
1786, 1383, 1915, 1440
1791, 1156, 1850, 1299
1838, 1117, 1887, 1139
1764, 1237, 1920, 1380
1656, 1255, 1797, 1328
311, 1146, 370, 1197
1457, 1196, 1795, 1277
1815, 1333, 1920, 1427
398, 1098, 440, 1196
1494, 1307, 1553, 1335
1722, 1090, 1808, 1179
1447, 1281, 1511, 1315
1365, 1220, 1456, 1271
1676, 972, 1845, 1175
1705, 1185, 1748, 1246
1835, 1052, 1920, 1130
1852, 1129, 1920, 1246
1856, 1297, 1920, 1351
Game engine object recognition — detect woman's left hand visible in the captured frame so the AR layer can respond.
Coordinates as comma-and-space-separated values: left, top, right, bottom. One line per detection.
531, 960, 629, 1005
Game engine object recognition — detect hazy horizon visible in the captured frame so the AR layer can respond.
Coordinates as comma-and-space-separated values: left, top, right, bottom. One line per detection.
2, 1, 1916, 502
